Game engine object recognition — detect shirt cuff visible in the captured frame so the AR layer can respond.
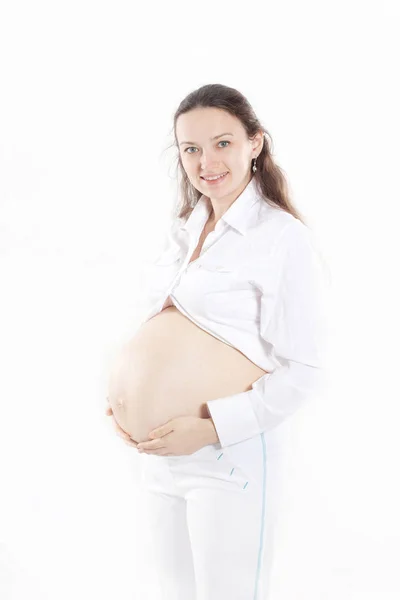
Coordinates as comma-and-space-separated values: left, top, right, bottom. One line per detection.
206, 389, 262, 448
206, 365, 325, 448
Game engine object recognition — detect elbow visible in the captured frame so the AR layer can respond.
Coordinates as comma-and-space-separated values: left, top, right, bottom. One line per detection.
287, 360, 325, 394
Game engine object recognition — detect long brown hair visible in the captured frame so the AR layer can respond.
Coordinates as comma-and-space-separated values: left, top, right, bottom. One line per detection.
165, 83, 306, 226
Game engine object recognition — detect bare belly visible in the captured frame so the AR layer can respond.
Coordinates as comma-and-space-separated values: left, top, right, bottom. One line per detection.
108, 306, 268, 444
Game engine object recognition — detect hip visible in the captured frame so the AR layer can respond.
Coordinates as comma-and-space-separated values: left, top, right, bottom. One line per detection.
138, 418, 293, 498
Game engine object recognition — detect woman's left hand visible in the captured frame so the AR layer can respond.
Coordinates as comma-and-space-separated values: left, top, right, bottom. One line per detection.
137, 416, 213, 456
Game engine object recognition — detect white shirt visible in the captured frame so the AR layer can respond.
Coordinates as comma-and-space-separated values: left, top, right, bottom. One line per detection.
141, 176, 329, 448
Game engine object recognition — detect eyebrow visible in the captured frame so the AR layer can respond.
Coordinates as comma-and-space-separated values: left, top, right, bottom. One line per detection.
179, 132, 234, 146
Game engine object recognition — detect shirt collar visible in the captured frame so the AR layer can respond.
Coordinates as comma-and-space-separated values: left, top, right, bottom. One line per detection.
179, 176, 263, 236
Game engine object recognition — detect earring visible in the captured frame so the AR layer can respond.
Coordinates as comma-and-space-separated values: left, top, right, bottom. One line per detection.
252, 157, 257, 173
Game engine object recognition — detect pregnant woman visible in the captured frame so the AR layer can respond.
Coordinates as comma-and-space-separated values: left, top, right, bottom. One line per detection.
106, 83, 326, 600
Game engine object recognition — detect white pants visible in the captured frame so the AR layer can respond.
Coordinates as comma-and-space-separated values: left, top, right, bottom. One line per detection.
137, 420, 292, 600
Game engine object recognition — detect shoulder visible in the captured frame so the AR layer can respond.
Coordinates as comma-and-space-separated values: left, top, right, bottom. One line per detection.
248, 203, 308, 253
275, 216, 312, 252
252, 206, 326, 282
273, 218, 330, 291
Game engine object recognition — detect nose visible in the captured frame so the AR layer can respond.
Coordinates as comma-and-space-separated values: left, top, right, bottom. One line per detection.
199, 149, 221, 172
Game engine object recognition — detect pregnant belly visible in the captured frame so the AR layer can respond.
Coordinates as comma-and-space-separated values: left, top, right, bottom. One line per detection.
107, 306, 268, 444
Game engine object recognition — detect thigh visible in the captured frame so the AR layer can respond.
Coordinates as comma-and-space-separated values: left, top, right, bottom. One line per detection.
185, 434, 288, 600
138, 456, 197, 600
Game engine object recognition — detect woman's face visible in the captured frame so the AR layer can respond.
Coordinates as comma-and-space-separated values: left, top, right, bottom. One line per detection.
176, 107, 263, 199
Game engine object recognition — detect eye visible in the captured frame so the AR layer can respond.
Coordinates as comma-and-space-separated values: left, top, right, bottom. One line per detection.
184, 140, 231, 154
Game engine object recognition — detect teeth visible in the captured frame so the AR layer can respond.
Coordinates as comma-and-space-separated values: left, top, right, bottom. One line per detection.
204, 172, 227, 181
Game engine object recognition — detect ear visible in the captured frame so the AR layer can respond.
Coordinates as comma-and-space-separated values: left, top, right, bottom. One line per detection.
251, 130, 265, 155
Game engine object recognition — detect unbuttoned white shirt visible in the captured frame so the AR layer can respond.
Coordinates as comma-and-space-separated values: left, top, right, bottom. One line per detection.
140, 176, 329, 448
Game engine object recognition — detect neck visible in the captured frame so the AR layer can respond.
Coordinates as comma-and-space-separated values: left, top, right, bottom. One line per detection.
206, 173, 252, 223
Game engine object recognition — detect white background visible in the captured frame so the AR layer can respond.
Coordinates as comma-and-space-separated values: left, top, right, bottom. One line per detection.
1, 1, 399, 598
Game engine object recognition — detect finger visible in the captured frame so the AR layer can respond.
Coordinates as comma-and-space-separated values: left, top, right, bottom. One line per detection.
113, 422, 132, 440
106, 410, 137, 446
112, 419, 133, 439
113, 421, 138, 445
124, 439, 138, 448
138, 446, 167, 454
137, 439, 162, 451
116, 431, 138, 447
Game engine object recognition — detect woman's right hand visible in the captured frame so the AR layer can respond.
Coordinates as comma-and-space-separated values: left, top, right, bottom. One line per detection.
105, 403, 139, 449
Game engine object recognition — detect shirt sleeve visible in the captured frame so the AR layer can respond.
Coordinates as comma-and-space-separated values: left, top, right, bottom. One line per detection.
205, 219, 329, 448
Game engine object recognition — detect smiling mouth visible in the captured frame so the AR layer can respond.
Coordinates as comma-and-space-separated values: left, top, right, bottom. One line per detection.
200, 171, 229, 181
